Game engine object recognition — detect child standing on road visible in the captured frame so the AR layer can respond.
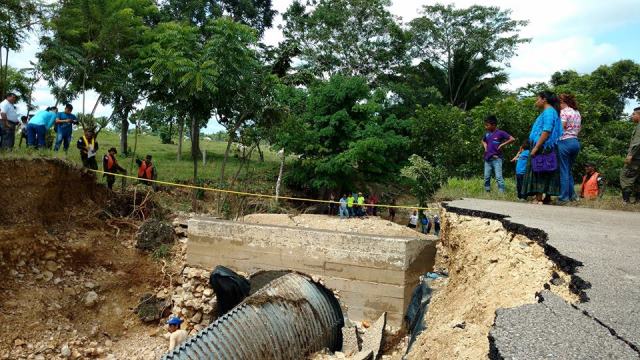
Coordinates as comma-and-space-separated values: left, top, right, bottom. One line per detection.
511, 141, 531, 200
482, 115, 515, 193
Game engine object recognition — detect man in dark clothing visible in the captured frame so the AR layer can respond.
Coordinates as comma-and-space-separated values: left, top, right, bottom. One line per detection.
136, 154, 157, 190
621, 107, 640, 203
77, 129, 98, 170
103, 147, 126, 190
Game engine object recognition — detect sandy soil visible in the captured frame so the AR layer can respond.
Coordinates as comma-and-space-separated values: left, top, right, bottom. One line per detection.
242, 214, 430, 238
406, 212, 578, 360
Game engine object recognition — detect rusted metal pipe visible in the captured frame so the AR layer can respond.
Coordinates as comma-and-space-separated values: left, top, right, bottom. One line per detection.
161, 273, 344, 360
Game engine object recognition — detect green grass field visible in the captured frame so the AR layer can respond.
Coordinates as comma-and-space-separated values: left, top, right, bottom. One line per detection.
7, 129, 282, 190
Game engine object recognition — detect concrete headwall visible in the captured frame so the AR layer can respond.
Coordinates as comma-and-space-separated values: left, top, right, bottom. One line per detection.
187, 217, 437, 326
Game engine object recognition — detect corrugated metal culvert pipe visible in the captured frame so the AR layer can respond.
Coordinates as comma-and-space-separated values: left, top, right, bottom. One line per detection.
161, 272, 344, 360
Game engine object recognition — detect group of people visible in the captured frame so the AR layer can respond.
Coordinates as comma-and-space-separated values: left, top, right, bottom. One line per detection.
335, 192, 379, 218
483, 91, 640, 204
408, 211, 441, 236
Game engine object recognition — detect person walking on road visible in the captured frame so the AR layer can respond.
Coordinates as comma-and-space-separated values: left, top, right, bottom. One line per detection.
0, 93, 20, 149
481, 115, 515, 193
620, 107, 640, 204
103, 147, 126, 190
557, 94, 582, 203
54, 103, 78, 152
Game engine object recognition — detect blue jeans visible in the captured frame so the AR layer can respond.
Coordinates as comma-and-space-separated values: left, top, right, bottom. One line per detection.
54, 127, 73, 151
484, 157, 505, 192
0, 123, 16, 149
558, 138, 581, 201
339, 206, 349, 219
27, 123, 47, 148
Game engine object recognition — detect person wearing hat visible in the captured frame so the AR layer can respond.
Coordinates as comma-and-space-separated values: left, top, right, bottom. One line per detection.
103, 147, 126, 190
166, 317, 188, 351
77, 128, 99, 169
580, 163, 605, 200
356, 192, 366, 217
136, 154, 158, 191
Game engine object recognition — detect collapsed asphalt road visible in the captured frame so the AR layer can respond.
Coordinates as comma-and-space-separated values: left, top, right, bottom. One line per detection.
446, 199, 640, 359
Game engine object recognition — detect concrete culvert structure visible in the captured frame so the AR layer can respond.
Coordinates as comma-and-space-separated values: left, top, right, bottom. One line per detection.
161, 272, 344, 360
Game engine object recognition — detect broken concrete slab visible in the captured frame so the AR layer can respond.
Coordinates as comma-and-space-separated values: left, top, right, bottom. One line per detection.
490, 291, 638, 359
357, 312, 386, 360
341, 327, 360, 357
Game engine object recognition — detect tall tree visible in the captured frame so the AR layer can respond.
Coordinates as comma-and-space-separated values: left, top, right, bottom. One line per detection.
409, 4, 528, 108
281, 0, 407, 83
0, 0, 44, 97
38, 0, 157, 152
159, 0, 275, 35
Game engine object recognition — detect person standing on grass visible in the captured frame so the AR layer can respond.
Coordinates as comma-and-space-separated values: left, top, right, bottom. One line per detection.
27, 107, 58, 148
511, 140, 530, 200
0, 93, 20, 149
620, 107, 640, 204
482, 115, 515, 193
54, 103, 78, 152
522, 91, 563, 204
557, 94, 582, 203
77, 128, 99, 170
580, 163, 604, 200
347, 193, 355, 217
407, 210, 418, 229
339, 194, 349, 219
17, 116, 28, 147
103, 147, 126, 190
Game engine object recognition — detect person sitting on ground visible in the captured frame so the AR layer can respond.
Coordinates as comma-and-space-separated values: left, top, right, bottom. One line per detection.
166, 317, 188, 351
347, 193, 355, 217
481, 115, 515, 193
137, 154, 158, 190
511, 140, 531, 200
580, 163, 605, 200
103, 147, 126, 190
54, 103, 78, 152
407, 210, 418, 229
420, 214, 430, 234
356, 192, 366, 217
339, 194, 349, 219
26, 107, 58, 148
18, 116, 28, 147
77, 128, 99, 170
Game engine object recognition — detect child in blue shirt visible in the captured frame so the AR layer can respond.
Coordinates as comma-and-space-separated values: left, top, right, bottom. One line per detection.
511, 140, 530, 200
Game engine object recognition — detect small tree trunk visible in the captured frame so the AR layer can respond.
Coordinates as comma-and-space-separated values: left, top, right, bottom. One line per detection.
191, 115, 199, 212
220, 120, 242, 185
275, 148, 285, 203
177, 118, 184, 161
120, 115, 129, 155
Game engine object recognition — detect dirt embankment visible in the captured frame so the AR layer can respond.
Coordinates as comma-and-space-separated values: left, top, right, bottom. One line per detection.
0, 159, 168, 359
407, 212, 577, 360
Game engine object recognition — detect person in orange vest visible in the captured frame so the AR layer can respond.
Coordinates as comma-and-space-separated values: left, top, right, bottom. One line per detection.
103, 147, 126, 190
76, 128, 98, 170
136, 154, 157, 190
580, 163, 605, 200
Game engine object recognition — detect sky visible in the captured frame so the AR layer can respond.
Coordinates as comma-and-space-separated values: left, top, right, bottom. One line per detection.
7, 0, 640, 132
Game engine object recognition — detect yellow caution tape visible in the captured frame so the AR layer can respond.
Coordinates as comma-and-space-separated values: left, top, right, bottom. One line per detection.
89, 169, 440, 211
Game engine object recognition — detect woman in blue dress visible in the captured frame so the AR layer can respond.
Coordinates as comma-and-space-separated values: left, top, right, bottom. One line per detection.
522, 91, 564, 204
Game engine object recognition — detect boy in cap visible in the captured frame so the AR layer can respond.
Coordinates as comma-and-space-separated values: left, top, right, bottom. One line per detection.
166, 317, 188, 351
77, 128, 98, 169
103, 147, 126, 190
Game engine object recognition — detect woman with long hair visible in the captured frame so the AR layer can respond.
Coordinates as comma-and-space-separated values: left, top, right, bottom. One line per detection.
557, 94, 582, 202
522, 91, 564, 204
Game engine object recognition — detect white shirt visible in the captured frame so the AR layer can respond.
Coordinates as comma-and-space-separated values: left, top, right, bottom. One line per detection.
409, 214, 418, 226
169, 329, 188, 351
0, 99, 19, 123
